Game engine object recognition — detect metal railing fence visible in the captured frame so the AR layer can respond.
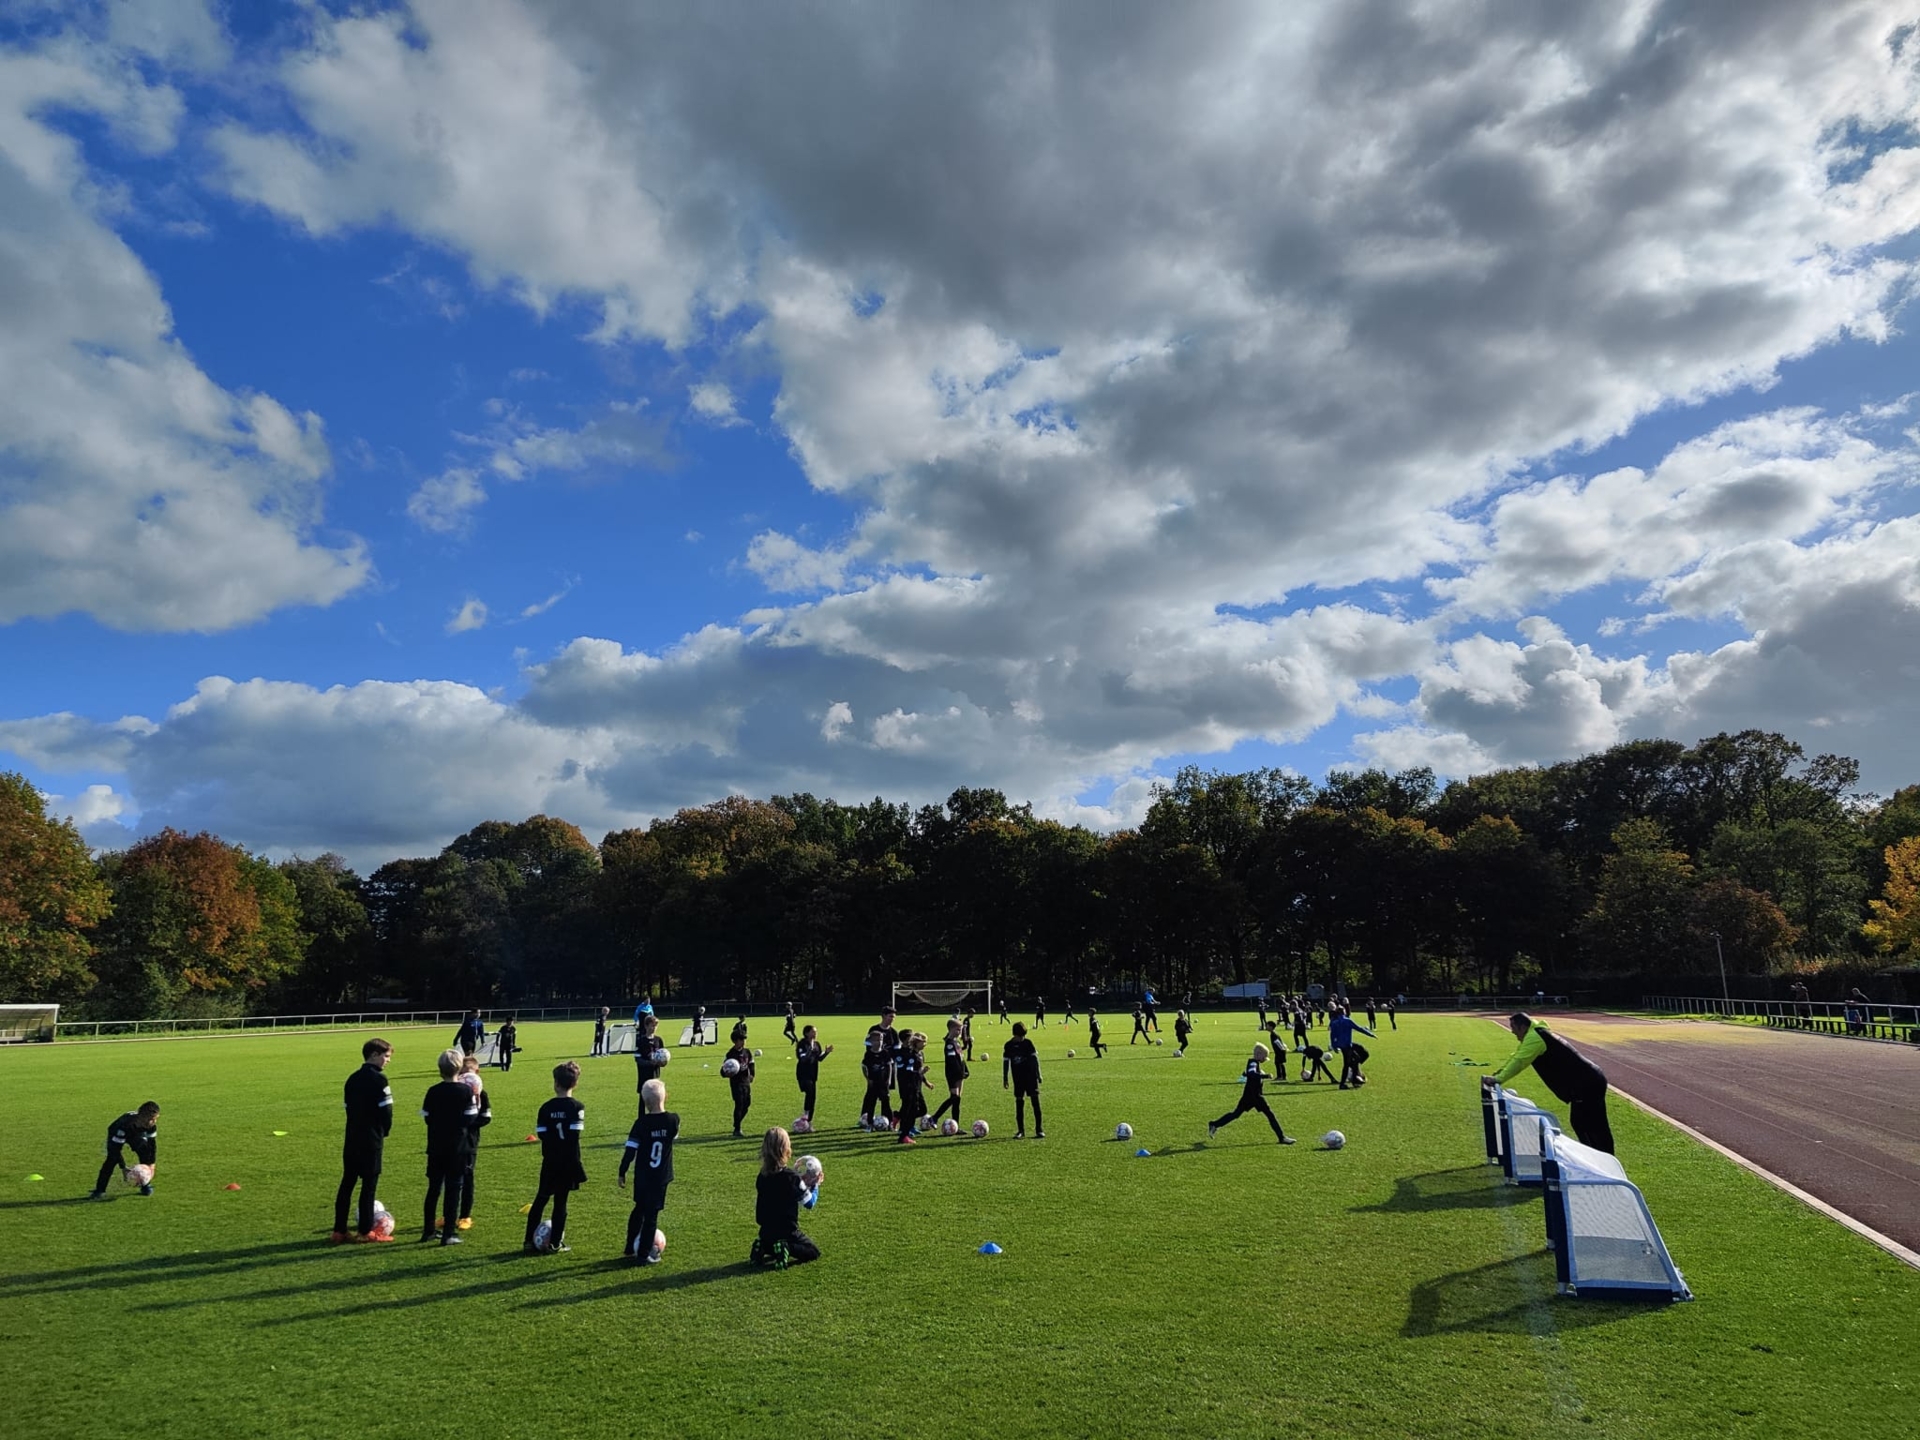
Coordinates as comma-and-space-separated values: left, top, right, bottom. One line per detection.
1644, 995, 1920, 1044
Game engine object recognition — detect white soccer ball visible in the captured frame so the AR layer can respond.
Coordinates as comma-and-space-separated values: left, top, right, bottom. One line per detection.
720, 1058, 742, 1077
799, 1155, 824, 1184
978, 1051, 990, 1060
1115, 1122, 1134, 1140
123, 1163, 153, 1187
370, 1204, 395, 1239
1321, 1130, 1346, 1150
652, 1049, 671, 1066
532, 1220, 554, 1252
753, 1048, 763, 1058
941, 1118, 961, 1136
971, 1119, 989, 1138
1066, 1048, 1076, 1058
792, 1115, 813, 1135
652, 1229, 667, 1257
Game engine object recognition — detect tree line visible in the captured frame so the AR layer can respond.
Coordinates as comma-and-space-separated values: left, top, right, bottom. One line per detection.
5, 730, 1920, 1019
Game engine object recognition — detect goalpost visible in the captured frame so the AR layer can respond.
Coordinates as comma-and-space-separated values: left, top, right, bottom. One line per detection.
890, 978, 992, 1016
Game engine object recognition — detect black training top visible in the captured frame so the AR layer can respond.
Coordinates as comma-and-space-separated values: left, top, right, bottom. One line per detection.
107, 1112, 157, 1165
795, 1039, 826, 1084
343, 1063, 394, 1151
756, 1168, 806, 1234
535, 1095, 588, 1186
1530, 1025, 1607, 1102
1002, 1036, 1040, 1087
421, 1081, 481, 1160
1240, 1056, 1268, 1101
634, 1029, 665, 1089
724, 1044, 755, 1085
621, 1110, 680, 1186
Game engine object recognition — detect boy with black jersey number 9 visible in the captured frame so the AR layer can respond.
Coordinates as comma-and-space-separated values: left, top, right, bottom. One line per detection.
525, 1062, 587, 1254
619, 1078, 678, 1263
1206, 1043, 1296, 1146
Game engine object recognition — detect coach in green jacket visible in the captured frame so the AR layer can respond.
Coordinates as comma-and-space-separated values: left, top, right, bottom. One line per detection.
1483, 1014, 1614, 1154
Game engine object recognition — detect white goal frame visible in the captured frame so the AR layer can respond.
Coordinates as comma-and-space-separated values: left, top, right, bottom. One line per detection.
890, 978, 993, 1015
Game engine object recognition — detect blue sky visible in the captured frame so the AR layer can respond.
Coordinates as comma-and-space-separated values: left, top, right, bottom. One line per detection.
3, 1, 1918, 869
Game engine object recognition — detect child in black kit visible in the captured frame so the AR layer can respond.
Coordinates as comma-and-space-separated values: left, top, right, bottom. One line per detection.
1174, 1009, 1193, 1056
90, 1101, 160, 1198
895, 1032, 930, 1143
1087, 1008, 1107, 1058
859, 1025, 894, 1129
525, 1061, 586, 1253
421, 1049, 482, 1243
619, 1078, 678, 1263
1002, 1022, 1044, 1137
1206, 1043, 1296, 1145
495, 1016, 518, 1072
724, 1024, 755, 1137
794, 1025, 832, 1123
753, 1127, 820, 1266
928, 1018, 970, 1130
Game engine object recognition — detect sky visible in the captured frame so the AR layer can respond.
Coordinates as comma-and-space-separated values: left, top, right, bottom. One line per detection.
2, 0, 1919, 873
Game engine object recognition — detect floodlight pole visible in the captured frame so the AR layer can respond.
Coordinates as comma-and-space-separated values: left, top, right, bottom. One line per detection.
1709, 930, 1728, 1013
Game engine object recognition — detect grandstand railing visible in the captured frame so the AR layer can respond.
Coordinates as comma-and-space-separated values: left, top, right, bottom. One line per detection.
1643, 995, 1920, 1044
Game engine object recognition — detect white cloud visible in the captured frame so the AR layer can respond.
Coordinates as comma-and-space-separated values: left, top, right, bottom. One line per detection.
689, 381, 743, 425
519, 583, 574, 619
407, 467, 487, 535
819, 701, 853, 742
0, 39, 370, 631
446, 598, 489, 634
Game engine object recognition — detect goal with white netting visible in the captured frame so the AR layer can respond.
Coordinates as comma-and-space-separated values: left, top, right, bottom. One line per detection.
0, 1004, 59, 1043
889, 979, 992, 1015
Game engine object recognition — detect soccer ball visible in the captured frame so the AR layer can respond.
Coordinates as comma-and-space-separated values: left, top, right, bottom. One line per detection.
652, 1049, 671, 1066
370, 1204, 395, 1239
753, 1048, 763, 1058
792, 1116, 813, 1135
1321, 1130, 1347, 1150
978, 1050, 990, 1060
798, 1155, 824, 1184
720, 1058, 742, 1078
456, 1071, 483, 1095
971, 1119, 989, 1138
123, 1163, 153, 1187
1115, 1122, 1134, 1140
532, 1220, 554, 1253
940, 1118, 961, 1136
1066, 1048, 1077, 1058
651, 1229, 667, 1257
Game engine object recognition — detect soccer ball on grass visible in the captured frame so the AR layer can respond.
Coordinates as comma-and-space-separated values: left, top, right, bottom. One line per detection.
1321, 1130, 1347, 1150
971, 1119, 989, 1138
1114, 1122, 1134, 1140
940, 1118, 961, 1136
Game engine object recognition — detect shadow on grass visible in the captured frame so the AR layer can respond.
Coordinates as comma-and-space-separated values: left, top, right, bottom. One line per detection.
0, 1195, 100, 1211
0, 1240, 329, 1294
1403, 1253, 1664, 1338
513, 1260, 751, 1307
1352, 1166, 1540, 1215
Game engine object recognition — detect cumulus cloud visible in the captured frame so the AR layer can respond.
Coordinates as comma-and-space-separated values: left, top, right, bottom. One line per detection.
688, 381, 743, 425
446, 598, 489, 635
0, 37, 371, 630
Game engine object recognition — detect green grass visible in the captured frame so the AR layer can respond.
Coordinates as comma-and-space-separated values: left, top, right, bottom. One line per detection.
2, 1013, 1914, 1439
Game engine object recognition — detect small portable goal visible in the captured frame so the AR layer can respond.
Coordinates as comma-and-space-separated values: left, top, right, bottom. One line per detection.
1541, 1126, 1692, 1301
1491, 1086, 1559, 1186
890, 979, 992, 1016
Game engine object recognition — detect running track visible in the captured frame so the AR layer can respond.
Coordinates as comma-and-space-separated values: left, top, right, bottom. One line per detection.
1495, 1013, 1920, 1255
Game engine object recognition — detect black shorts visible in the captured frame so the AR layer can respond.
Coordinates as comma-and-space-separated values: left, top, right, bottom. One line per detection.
945, 1061, 970, 1085
425, 1154, 468, 1180
631, 1182, 669, 1211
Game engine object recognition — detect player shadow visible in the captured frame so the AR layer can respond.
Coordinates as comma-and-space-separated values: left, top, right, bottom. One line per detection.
242, 1258, 590, 1324
1351, 1166, 1539, 1215
514, 1260, 748, 1307
0, 1240, 328, 1295
0, 1195, 103, 1211
1402, 1253, 1664, 1337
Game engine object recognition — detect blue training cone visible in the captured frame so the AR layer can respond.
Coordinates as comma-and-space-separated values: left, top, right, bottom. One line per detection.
978, 1241, 1003, 1255
1135, 1148, 1152, 1157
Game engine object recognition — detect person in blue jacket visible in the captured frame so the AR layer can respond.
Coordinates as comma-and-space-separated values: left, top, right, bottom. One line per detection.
1328, 1006, 1376, 1089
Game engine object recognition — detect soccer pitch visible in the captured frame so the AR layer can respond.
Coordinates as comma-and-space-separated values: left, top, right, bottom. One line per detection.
2, 1014, 1913, 1439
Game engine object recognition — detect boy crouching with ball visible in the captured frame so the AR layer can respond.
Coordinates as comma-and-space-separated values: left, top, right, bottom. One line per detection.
90, 1101, 160, 1198
619, 1078, 678, 1263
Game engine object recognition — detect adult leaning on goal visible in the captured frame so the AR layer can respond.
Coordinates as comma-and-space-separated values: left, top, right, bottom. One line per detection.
1484, 1013, 1614, 1155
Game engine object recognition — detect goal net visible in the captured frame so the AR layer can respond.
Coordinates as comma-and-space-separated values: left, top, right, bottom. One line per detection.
890, 979, 992, 1015
0, 1004, 59, 1043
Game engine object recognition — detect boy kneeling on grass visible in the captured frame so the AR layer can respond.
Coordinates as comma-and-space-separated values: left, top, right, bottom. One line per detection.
752, 1127, 819, 1267
1207, 1042, 1296, 1146
90, 1101, 160, 1198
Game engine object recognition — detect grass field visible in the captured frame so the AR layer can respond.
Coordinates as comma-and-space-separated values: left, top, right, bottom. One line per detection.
2, 1012, 1914, 1440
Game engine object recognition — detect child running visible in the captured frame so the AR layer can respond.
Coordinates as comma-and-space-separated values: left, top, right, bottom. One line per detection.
90, 1100, 160, 1199
525, 1061, 587, 1253
618, 1077, 678, 1263
1174, 1009, 1193, 1057
794, 1025, 832, 1124
724, 1023, 755, 1138
1206, 1042, 1296, 1145
1002, 1022, 1044, 1138
1087, 1007, 1107, 1058
753, 1127, 820, 1265
929, 1018, 970, 1130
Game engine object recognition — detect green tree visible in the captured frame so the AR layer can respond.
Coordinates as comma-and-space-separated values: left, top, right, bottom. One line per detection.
1580, 819, 1696, 972
274, 855, 373, 1008
0, 772, 111, 1001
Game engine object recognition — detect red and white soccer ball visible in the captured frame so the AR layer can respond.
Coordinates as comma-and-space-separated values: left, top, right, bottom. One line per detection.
798, 1155, 823, 1184
971, 1119, 989, 1138
370, 1201, 395, 1239
791, 1115, 813, 1135
940, 1118, 961, 1136
651, 1229, 666, 1257
456, 1071, 483, 1095
123, 1163, 153, 1187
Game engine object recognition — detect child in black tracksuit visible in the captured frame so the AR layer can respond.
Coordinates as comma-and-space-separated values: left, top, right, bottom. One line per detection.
1207, 1043, 1296, 1145
1300, 1042, 1338, 1084
859, 1026, 894, 1128
724, 1025, 755, 1137
90, 1101, 160, 1198
495, 1017, 518, 1072
754, 1127, 819, 1265
619, 1077, 677, 1262
455, 1054, 493, 1230
1130, 1005, 1149, 1045
421, 1050, 482, 1243
1002, 1023, 1044, 1137
793, 1025, 831, 1122
929, 1018, 970, 1129
525, 1061, 586, 1253
894, 1032, 930, 1143
1087, 1008, 1107, 1058
1174, 1010, 1193, 1056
